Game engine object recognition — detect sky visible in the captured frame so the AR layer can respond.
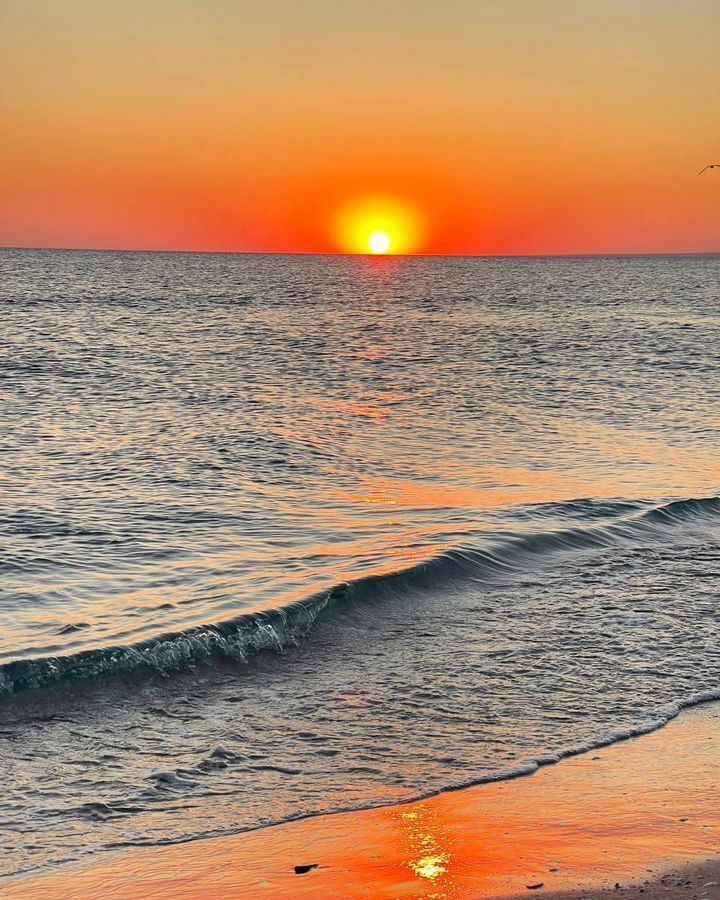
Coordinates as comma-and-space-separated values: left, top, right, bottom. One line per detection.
1, 0, 719, 255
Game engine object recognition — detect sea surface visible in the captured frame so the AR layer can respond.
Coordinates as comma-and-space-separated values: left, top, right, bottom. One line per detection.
1, 248, 719, 879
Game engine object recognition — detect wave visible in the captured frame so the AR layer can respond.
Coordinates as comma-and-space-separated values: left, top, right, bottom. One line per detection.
29, 688, 720, 866
1, 493, 719, 698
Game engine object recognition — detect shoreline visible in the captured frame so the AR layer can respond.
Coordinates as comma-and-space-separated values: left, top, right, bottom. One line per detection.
5, 700, 720, 899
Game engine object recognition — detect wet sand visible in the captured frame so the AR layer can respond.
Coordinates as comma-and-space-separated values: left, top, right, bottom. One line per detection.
5, 702, 720, 899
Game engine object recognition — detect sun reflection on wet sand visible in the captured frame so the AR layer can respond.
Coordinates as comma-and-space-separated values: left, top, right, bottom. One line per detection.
399, 806, 457, 897
7, 704, 720, 899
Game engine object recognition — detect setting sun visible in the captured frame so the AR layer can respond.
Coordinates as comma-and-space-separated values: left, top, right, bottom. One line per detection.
333, 195, 427, 255
368, 231, 392, 254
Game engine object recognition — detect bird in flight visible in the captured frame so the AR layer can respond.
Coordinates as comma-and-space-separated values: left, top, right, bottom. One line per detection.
698, 164, 720, 175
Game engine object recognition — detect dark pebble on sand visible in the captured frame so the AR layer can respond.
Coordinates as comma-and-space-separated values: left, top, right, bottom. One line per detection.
294, 864, 319, 874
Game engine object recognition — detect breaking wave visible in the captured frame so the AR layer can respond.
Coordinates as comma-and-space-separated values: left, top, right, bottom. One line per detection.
2, 494, 718, 698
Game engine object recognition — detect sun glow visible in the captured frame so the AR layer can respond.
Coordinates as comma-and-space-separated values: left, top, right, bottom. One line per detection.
368, 231, 392, 254
333, 195, 426, 255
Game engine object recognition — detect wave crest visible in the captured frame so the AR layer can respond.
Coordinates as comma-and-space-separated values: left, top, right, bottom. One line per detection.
2, 493, 718, 698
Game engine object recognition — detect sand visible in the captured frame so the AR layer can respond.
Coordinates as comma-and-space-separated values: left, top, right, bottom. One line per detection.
4, 702, 720, 899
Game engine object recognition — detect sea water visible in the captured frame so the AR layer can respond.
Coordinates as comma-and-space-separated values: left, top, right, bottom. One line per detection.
1, 248, 719, 877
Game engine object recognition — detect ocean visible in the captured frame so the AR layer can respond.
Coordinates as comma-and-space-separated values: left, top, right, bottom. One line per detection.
1, 248, 719, 879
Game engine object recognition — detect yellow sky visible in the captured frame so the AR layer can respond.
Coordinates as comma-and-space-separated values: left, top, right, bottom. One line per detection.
1, 0, 719, 253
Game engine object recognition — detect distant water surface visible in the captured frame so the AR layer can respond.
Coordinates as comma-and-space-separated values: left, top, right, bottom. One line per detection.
1, 249, 719, 878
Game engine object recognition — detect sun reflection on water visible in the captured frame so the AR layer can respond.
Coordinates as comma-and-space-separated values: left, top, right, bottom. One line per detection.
397, 805, 457, 897
414, 853, 449, 880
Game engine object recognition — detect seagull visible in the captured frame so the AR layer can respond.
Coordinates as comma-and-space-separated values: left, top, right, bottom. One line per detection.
698, 164, 720, 175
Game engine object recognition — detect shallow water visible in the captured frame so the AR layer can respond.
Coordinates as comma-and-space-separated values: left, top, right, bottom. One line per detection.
1, 249, 719, 877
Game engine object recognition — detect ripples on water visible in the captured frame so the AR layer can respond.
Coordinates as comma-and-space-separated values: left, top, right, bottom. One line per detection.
1, 249, 719, 877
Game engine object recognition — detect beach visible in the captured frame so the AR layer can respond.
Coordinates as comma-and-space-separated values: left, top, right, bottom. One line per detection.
3, 0, 720, 895
6, 700, 719, 898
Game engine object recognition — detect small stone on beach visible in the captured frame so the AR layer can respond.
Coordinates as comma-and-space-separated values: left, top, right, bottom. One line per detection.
294, 864, 319, 874
527, 883, 544, 890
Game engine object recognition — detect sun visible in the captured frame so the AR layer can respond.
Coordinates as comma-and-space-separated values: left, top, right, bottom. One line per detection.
368, 231, 392, 254
333, 195, 426, 255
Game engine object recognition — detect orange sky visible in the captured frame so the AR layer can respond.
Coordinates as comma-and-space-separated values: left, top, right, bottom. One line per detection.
2, 0, 719, 255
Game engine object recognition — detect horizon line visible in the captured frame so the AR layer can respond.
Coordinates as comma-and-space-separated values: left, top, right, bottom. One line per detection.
1, 245, 720, 260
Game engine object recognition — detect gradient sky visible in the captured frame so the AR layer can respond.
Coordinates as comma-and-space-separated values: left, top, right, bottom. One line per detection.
2, 0, 719, 254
